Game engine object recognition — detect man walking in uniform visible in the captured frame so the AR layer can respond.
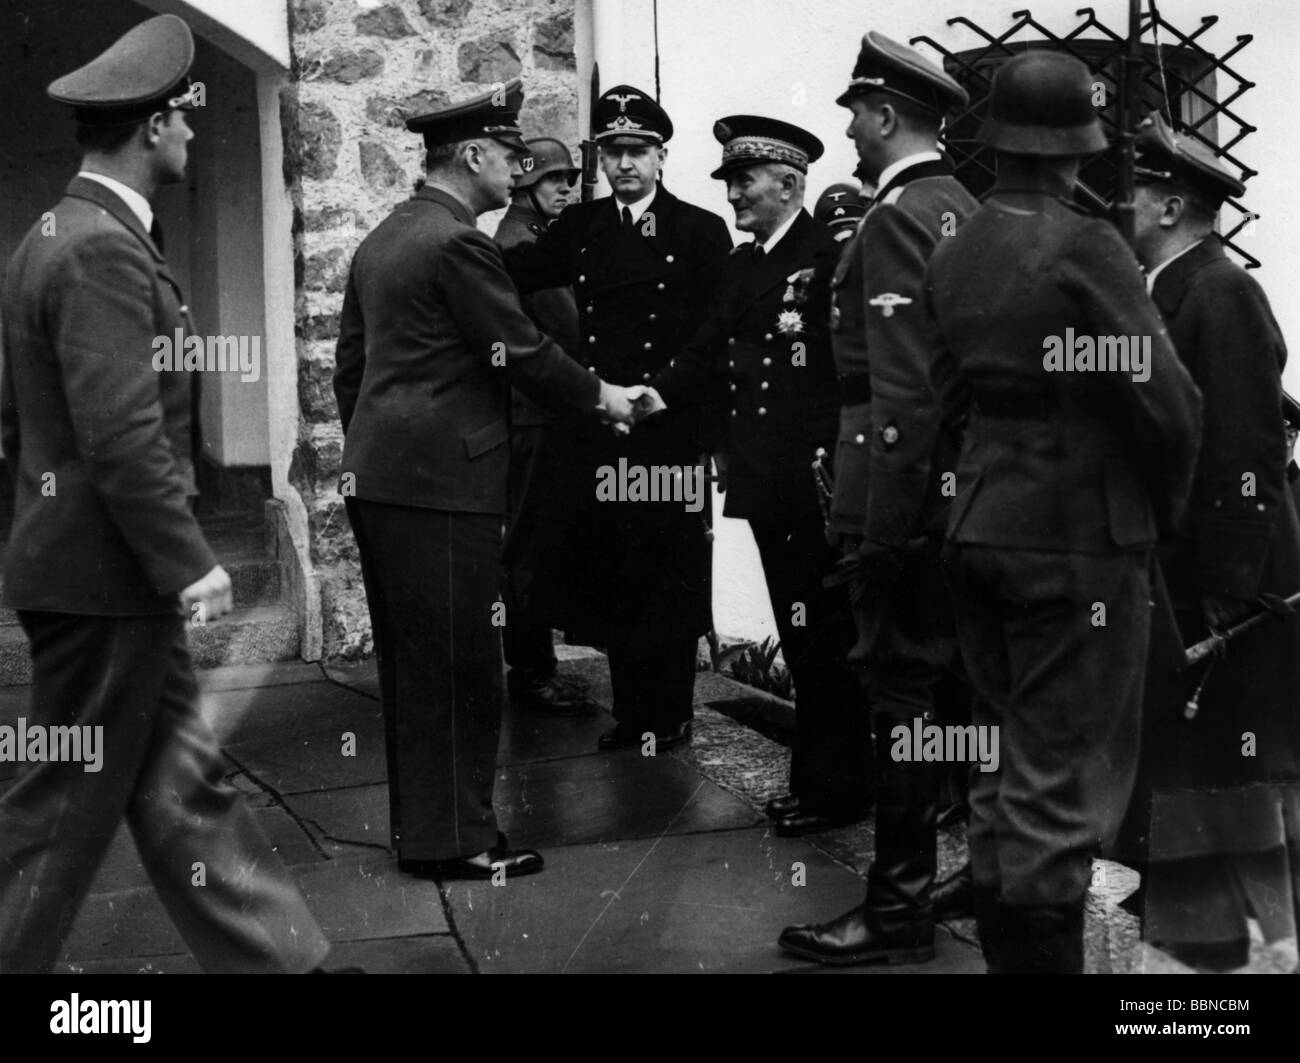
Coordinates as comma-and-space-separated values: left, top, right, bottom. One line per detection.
503, 86, 733, 753
640, 116, 873, 834
494, 137, 592, 716
334, 81, 640, 880
0, 15, 332, 973
779, 32, 977, 966
923, 53, 1201, 972
1119, 113, 1300, 970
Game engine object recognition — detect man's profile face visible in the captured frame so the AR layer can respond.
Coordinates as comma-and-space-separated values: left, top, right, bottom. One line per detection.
154, 109, 193, 184
1131, 182, 1173, 269
599, 142, 664, 202
531, 171, 574, 219
726, 164, 790, 238
845, 99, 885, 184
475, 139, 519, 210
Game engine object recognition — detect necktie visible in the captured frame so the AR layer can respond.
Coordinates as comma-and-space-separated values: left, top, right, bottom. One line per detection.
621, 206, 633, 234
150, 219, 165, 254
753, 243, 766, 258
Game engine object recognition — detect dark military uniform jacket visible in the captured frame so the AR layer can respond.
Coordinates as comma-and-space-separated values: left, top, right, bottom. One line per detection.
827, 157, 978, 544
1134, 236, 1300, 802
925, 187, 1202, 554
503, 186, 733, 645
1, 176, 215, 614
653, 208, 840, 521
333, 185, 600, 516
494, 201, 580, 429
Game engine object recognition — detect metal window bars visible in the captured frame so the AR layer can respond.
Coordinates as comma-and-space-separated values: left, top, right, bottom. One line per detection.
912, 7, 1259, 267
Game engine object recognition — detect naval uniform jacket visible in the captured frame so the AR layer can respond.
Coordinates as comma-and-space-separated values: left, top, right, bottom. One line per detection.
333, 185, 600, 515
503, 186, 733, 645
1, 176, 214, 614
653, 208, 840, 520
1131, 236, 1300, 815
494, 201, 580, 429
925, 190, 1202, 555
827, 157, 978, 543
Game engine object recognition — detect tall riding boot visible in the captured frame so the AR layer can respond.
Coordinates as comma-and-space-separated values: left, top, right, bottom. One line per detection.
998, 897, 1085, 973
778, 720, 937, 966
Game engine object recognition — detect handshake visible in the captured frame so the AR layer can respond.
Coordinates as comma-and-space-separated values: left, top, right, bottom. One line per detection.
596, 381, 668, 435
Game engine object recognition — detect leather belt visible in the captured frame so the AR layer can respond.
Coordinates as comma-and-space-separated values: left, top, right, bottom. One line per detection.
839, 375, 873, 404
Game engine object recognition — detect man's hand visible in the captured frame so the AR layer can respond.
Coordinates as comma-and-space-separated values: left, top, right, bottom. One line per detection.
597, 381, 638, 430
1201, 592, 1254, 632
701, 452, 728, 494
180, 564, 234, 622
631, 386, 667, 422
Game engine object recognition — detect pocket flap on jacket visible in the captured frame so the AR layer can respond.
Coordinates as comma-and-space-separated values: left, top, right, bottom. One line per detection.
1105, 458, 1157, 547
463, 419, 510, 459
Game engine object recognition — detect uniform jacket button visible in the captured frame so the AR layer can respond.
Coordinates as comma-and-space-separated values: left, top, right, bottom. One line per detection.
179, 304, 190, 314
730, 382, 737, 392
587, 304, 595, 313
760, 381, 769, 390
855, 433, 866, 444
757, 407, 767, 416
730, 409, 737, 417
643, 372, 652, 381
728, 360, 735, 368
643, 342, 653, 350
589, 335, 597, 344
728, 337, 736, 345
762, 357, 772, 366
666, 254, 675, 263
648, 313, 656, 321
657, 282, 665, 291
578, 275, 586, 283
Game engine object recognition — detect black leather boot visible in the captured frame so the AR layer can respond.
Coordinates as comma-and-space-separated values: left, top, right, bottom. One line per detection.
779, 718, 938, 966
998, 899, 1085, 973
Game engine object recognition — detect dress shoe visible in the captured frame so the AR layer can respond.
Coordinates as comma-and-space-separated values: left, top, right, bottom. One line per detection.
771, 806, 866, 837
932, 861, 974, 920
764, 793, 800, 819
399, 842, 544, 881
597, 720, 691, 752
779, 903, 934, 966
510, 674, 594, 716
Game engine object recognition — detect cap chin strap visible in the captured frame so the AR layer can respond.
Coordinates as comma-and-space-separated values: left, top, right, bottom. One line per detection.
527, 187, 550, 220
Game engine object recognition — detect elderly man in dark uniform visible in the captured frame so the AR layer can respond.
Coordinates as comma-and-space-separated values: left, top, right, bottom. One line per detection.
503, 86, 733, 752
494, 137, 592, 716
333, 81, 640, 880
922, 54, 1202, 973
0, 14, 332, 972
640, 116, 873, 834
1117, 114, 1300, 970
779, 32, 977, 966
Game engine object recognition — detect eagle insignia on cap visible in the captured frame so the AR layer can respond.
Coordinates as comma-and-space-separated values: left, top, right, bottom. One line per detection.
869, 293, 913, 317
610, 92, 642, 114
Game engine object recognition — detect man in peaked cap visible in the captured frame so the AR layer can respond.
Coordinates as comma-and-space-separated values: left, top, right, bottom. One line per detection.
640, 115, 874, 834
814, 182, 868, 243
494, 137, 593, 716
502, 85, 732, 754
1116, 112, 1300, 970
778, 31, 978, 968
335, 79, 643, 882
0, 14, 332, 972
923, 54, 1201, 972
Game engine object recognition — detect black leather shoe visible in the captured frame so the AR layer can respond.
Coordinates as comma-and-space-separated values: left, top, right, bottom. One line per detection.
598, 721, 691, 752
511, 674, 594, 716
779, 903, 934, 966
932, 861, 974, 921
400, 844, 544, 881
765, 794, 800, 819
772, 807, 866, 837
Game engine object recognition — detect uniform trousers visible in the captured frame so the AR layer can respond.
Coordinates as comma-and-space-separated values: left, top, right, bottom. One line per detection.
750, 517, 872, 811
502, 423, 560, 688
946, 545, 1149, 907
346, 499, 504, 861
0, 611, 329, 973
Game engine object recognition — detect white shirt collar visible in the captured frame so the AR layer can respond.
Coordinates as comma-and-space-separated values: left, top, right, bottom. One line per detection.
1146, 237, 1204, 293
756, 209, 800, 254
614, 187, 657, 225
78, 171, 154, 233
873, 151, 942, 200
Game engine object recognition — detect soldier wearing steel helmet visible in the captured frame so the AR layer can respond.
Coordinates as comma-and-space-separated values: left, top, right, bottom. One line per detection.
924, 52, 1201, 972
494, 137, 593, 717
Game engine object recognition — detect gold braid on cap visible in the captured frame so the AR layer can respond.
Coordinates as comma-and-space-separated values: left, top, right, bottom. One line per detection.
720, 135, 810, 171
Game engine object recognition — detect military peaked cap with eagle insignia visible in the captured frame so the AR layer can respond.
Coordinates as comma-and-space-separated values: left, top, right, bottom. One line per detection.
593, 84, 673, 146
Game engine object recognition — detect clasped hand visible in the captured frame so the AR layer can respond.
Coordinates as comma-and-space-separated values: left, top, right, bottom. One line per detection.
596, 382, 667, 435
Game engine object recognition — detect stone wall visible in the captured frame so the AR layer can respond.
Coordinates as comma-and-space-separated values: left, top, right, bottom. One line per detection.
282, 0, 578, 658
